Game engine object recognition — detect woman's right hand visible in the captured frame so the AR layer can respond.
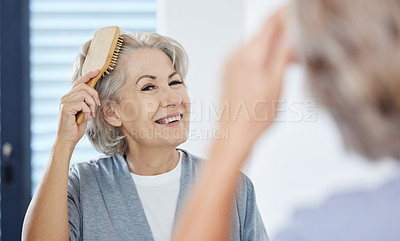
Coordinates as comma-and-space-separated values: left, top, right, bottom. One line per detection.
56, 69, 101, 147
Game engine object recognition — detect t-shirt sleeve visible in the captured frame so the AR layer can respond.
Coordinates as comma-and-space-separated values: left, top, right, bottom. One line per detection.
68, 164, 81, 241
241, 175, 270, 241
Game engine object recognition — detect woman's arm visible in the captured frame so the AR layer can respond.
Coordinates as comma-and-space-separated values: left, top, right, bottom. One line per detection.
21, 69, 100, 241
172, 8, 292, 241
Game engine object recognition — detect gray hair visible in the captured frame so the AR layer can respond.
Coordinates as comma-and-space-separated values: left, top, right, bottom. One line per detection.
290, 0, 400, 160
72, 31, 189, 155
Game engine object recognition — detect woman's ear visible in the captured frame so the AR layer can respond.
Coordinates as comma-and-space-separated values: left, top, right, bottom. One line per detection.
101, 101, 122, 127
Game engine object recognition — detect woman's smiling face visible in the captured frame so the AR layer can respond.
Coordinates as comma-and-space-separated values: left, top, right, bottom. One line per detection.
110, 47, 191, 148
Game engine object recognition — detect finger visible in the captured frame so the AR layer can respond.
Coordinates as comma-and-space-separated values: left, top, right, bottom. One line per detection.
271, 38, 293, 84
73, 83, 100, 106
248, 7, 288, 60
62, 101, 91, 118
75, 103, 92, 124
72, 69, 100, 88
62, 84, 100, 106
84, 112, 91, 122
76, 92, 97, 117
62, 91, 97, 116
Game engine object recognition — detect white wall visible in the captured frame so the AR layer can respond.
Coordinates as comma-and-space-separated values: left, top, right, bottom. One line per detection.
157, 0, 244, 157
158, 0, 400, 239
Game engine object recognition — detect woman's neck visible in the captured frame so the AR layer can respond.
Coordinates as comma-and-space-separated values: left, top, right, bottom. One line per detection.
125, 145, 180, 176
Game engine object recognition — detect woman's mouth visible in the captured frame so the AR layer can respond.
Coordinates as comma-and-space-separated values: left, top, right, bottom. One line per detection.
155, 113, 183, 125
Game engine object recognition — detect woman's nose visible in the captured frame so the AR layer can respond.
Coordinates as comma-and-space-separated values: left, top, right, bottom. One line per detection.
161, 89, 182, 107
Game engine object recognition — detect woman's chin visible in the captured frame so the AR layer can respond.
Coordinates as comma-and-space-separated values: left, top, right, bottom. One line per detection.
140, 129, 189, 148
163, 134, 188, 147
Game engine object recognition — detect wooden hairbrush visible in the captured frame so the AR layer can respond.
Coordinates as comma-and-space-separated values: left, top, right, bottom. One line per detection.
76, 26, 123, 124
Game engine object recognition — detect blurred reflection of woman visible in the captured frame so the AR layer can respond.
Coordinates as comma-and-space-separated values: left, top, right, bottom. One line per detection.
173, 1, 400, 241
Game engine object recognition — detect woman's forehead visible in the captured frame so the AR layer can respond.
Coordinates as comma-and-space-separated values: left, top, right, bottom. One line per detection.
123, 48, 175, 81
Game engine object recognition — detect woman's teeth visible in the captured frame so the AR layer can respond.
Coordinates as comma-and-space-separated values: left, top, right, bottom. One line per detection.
158, 115, 181, 124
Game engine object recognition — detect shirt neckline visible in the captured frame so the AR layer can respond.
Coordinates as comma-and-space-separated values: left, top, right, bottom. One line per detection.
130, 150, 182, 186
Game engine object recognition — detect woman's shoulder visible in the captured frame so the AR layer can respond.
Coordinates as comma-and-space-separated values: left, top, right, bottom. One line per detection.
69, 154, 125, 177
275, 176, 400, 241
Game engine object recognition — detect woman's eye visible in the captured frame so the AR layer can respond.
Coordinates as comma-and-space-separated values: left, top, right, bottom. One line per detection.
141, 85, 156, 91
169, 80, 183, 86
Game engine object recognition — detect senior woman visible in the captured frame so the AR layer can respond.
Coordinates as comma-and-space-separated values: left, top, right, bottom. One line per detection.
173, 1, 400, 241
22, 31, 267, 241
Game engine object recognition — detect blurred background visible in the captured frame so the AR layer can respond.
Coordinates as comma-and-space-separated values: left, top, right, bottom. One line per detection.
1, 0, 399, 240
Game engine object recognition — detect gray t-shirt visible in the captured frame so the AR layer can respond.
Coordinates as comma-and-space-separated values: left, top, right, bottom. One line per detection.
67, 149, 268, 241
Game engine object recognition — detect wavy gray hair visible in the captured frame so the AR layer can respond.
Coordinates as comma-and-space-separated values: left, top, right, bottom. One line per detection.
290, 0, 400, 160
72, 31, 189, 155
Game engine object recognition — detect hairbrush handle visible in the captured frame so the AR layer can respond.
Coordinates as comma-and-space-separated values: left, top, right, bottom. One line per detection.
75, 74, 102, 125
76, 112, 86, 126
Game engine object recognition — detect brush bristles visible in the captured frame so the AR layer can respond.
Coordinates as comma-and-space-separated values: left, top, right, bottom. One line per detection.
102, 36, 124, 77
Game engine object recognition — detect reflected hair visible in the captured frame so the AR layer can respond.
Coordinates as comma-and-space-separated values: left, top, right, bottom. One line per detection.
290, 0, 400, 160
72, 31, 189, 155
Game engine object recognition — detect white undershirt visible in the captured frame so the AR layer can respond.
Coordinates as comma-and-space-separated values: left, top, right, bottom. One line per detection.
130, 150, 182, 241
